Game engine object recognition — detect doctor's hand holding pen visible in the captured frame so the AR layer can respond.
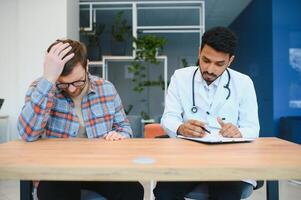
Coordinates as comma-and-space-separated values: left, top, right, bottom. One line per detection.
177, 119, 210, 138
217, 117, 242, 138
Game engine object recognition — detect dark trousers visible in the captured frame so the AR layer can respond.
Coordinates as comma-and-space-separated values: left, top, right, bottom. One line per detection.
37, 181, 144, 200
153, 181, 251, 200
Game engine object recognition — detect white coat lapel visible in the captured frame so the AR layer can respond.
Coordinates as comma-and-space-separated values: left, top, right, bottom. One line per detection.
195, 68, 210, 105
210, 70, 229, 114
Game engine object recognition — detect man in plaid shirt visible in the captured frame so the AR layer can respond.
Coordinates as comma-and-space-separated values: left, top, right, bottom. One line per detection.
18, 39, 144, 200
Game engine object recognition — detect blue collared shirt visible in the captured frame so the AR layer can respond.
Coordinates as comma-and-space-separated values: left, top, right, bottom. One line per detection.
18, 74, 132, 141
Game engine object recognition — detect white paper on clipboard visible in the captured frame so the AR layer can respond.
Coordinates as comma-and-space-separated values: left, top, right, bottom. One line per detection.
177, 135, 255, 144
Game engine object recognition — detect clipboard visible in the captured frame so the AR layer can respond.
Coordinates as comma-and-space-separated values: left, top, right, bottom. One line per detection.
177, 135, 255, 144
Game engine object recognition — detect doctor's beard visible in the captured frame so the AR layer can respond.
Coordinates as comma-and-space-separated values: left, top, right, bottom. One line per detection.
202, 71, 218, 84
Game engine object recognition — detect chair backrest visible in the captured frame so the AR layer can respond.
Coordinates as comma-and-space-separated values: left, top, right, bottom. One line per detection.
144, 123, 165, 138
127, 115, 142, 138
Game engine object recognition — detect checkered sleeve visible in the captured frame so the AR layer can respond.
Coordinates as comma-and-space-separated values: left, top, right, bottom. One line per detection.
17, 78, 56, 142
112, 86, 133, 138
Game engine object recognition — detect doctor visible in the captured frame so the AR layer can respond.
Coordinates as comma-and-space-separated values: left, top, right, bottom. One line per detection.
154, 27, 260, 200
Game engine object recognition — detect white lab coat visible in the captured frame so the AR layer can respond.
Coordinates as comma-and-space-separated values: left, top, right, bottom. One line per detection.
161, 66, 260, 187
161, 66, 260, 139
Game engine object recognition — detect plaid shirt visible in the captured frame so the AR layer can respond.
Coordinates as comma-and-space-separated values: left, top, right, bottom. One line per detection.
18, 74, 132, 141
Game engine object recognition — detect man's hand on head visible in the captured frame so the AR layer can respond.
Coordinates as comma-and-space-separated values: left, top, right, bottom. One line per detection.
177, 119, 207, 138
217, 118, 242, 138
43, 42, 74, 84
103, 131, 127, 141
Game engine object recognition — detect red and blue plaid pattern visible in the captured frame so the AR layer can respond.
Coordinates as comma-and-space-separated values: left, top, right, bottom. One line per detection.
18, 75, 132, 141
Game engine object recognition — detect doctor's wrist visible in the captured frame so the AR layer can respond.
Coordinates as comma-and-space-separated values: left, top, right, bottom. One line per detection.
176, 125, 184, 136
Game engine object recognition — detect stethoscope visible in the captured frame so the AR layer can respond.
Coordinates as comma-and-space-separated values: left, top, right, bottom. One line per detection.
191, 67, 231, 113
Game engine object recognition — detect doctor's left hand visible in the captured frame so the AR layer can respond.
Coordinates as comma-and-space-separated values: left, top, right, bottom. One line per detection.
104, 131, 127, 141
217, 118, 242, 138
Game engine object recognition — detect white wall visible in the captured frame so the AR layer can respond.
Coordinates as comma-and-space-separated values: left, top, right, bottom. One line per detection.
0, 0, 79, 140
67, 0, 79, 40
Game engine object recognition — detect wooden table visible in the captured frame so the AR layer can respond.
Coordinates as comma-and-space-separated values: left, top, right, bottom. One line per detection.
0, 137, 300, 199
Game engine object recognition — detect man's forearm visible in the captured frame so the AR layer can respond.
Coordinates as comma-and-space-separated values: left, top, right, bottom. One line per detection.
18, 78, 55, 141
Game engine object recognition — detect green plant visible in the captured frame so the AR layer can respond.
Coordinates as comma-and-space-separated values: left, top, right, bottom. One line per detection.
80, 22, 105, 46
181, 58, 189, 68
124, 104, 133, 115
111, 11, 131, 42
140, 111, 151, 120
128, 35, 166, 93
126, 35, 166, 119
134, 35, 166, 64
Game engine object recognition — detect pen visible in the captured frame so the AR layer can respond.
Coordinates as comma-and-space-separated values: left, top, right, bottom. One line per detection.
202, 127, 211, 134
206, 112, 226, 121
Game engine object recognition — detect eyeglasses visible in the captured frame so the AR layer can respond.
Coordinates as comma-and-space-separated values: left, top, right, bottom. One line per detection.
56, 73, 87, 89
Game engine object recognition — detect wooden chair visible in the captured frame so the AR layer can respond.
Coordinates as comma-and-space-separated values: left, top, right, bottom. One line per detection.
144, 123, 166, 138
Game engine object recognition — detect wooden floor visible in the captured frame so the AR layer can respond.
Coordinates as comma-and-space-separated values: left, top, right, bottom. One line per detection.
0, 180, 300, 200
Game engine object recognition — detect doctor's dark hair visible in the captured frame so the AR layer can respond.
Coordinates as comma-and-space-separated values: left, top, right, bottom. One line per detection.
201, 26, 238, 56
47, 39, 87, 76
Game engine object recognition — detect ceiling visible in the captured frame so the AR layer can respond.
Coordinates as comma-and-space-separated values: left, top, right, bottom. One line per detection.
80, 0, 253, 29
204, 0, 252, 29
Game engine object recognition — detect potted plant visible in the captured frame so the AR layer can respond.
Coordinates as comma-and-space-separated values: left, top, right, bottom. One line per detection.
80, 22, 105, 60
133, 35, 166, 64
111, 11, 131, 55
127, 35, 167, 120
129, 35, 166, 92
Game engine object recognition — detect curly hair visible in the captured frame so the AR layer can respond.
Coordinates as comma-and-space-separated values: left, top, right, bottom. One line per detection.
201, 26, 238, 56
